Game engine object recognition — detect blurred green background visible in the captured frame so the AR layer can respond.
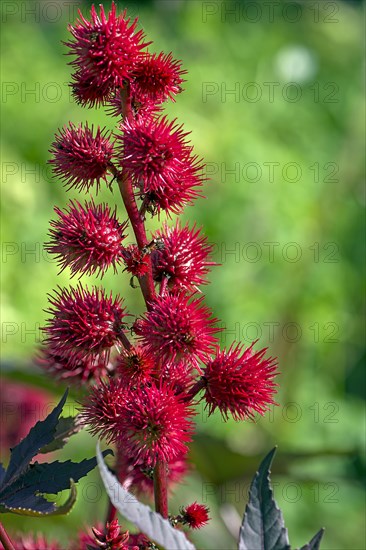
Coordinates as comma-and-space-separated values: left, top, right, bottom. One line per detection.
1, 0, 364, 548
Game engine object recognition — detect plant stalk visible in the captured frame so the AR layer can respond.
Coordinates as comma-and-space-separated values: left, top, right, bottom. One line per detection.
116, 172, 156, 307
153, 459, 168, 518
0, 522, 15, 550
183, 377, 206, 402
108, 85, 156, 308
105, 446, 126, 524
105, 84, 160, 525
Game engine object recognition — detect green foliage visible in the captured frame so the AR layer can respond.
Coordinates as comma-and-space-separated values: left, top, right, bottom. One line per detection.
0, 391, 111, 516
239, 448, 324, 550
39, 416, 82, 454
2, 391, 68, 488
300, 529, 325, 550
239, 448, 290, 550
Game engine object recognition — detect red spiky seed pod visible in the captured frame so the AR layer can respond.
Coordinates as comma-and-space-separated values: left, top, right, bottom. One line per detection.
160, 360, 196, 394
142, 168, 204, 217
80, 379, 128, 443
116, 382, 195, 466
118, 115, 191, 191
81, 380, 195, 466
131, 52, 186, 106
117, 116, 205, 215
49, 123, 114, 193
151, 221, 215, 291
134, 292, 219, 369
203, 343, 279, 421
46, 200, 127, 278
179, 502, 210, 529
43, 286, 128, 366
115, 346, 156, 385
65, 2, 148, 106
121, 245, 150, 278
70, 67, 115, 108
37, 346, 112, 384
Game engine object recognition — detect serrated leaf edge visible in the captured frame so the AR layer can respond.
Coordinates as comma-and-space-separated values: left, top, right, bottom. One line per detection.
1, 389, 69, 488
39, 415, 83, 454
299, 527, 325, 550
238, 447, 290, 550
0, 479, 77, 517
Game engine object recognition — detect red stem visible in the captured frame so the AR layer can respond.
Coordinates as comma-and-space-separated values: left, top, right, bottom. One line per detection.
106, 85, 168, 524
153, 459, 168, 518
108, 85, 156, 308
0, 522, 15, 550
183, 377, 206, 402
119, 331, 132, 351
116, 172, 155, 307
105, 447, 126, 524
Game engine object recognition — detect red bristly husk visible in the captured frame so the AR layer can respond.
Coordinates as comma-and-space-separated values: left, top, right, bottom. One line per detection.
43, 285, 128, 366
151, 220, 216, 291
130, 51, 186, 106
81, 380, 196, 467
46, 200, 127, 278
116, 115, 205, 216
179, 502, 211, 529
134, 291, 220, 369
202, 342, 278, 421
66, 3, 149, 106
49, 123, 114, 193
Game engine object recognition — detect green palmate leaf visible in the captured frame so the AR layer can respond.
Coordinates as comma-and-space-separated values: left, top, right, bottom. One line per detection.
0, 451, 112, 514
0, 452, 112, 501
0, 489, 54, 514
39, 415, 82, 454
238, 449, 325, 550
0, 479, 77, 517
238, 447, 290, 550
300, 529, 325, 550
2, 389, 68, 488
0, 389, 111, 516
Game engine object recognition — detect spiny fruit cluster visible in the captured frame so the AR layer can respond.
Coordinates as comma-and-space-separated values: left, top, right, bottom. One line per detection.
39, 2, 278, 545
